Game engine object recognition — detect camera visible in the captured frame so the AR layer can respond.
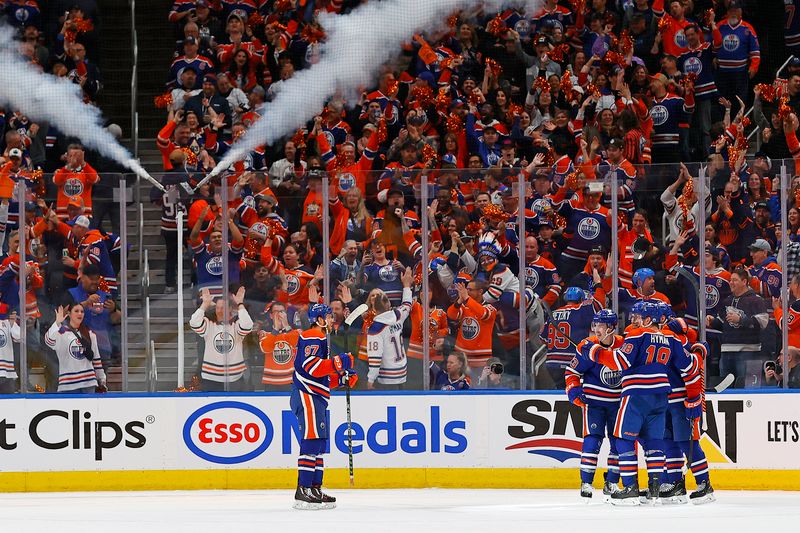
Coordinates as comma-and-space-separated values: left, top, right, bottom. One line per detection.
490, 362, 504, 375
765, 361, 776, 372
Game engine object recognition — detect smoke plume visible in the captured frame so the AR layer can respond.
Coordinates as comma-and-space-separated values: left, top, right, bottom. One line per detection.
207, 0, 541, 178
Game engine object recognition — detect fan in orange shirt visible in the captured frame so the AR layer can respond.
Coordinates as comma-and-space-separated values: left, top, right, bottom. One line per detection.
52, 144, 99, 220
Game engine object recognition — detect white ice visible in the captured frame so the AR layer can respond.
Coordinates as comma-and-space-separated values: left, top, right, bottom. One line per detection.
1, 489, 797, 533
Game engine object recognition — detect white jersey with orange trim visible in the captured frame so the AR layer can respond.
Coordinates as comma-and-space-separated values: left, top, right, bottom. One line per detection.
189, 306, 253, 383
367, 287, 413, 385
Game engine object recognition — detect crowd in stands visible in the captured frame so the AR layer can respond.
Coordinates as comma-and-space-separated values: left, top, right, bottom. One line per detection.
3, 0, 800, 394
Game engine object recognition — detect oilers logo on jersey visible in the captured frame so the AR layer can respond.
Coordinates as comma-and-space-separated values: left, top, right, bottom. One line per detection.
723, 34, 740, 52
525, 267, 540, 289
213, 332, 235, 353
243, 195, 256, 209
338, 173, 356, 191
514, 18, 531, 36
705, 284, 721, 308
379, 265, 398, 282
530, 198, 549, 216
461, 317, 480, 340
68, 338, 85, 360
323, 130, 336, 148
64, 178, 84, 196
486, 152, 501, 166
286, 274, 300, 295
650, 105, 669, 126
306, 202, 320, 217
683, 56, 703, 75
273, 340, 293, 364
577, 217, 601, 240
674, 30, 687, 49
600, 366, 622, 388
206, 256, 223, 276
0, 330, 5, 348
14, 8, 30, 22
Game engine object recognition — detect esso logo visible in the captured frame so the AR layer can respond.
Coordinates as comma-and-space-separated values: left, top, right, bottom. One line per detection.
526, 267, 540, 289
600, 366, 622, 388
0, 329, 7, 348
577, 217, 601, 240
461, 317, 480, 340
272, 340, 293, 365
68, 338, 85, 360
723, 34, 740, 52
683, 56, 703, 76
338, 173, 356, 191
650, 105, 669, 126
64, 178, 84, 196
206, 256, 223, 276
674, 30, 687, 49
378, 264, 398, 282
183, 401, 274, 464
213, 332, 235, 354
286, 274, 300, 295
705, 285, 720, 308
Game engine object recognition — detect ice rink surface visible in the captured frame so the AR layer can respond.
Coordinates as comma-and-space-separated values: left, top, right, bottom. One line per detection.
2, 489, 798, 533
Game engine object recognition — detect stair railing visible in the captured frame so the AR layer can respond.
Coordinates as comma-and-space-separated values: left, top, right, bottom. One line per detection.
143, 249, 155, 392
130, 0, 139, 158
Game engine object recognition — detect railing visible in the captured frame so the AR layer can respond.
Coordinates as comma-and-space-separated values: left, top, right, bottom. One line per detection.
129, 0, 139, 158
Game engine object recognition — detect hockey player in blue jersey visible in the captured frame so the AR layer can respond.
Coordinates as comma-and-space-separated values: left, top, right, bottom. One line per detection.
567, 309, 624, 501
653, 302, 716, 504
291, 303, 358, 510
546, 286, 599, 388
582, 301, 702, 505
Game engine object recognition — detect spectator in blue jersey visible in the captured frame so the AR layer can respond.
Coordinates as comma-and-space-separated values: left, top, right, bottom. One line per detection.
68, 264, 120, 366
189, 203, 244, 296
429, 351, 470, 391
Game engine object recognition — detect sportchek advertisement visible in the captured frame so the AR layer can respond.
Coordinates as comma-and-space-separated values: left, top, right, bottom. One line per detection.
0, 393, 797, 472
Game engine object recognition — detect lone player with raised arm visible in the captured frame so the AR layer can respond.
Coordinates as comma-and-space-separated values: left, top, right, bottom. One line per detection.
291, 304, 358, 510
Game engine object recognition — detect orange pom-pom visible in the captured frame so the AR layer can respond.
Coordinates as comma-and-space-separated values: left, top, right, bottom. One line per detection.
755, 83, 779, 103
482, 204, 507, 222
618, 29, 634, 56
386, 79, 399, 97
569, 0, 586, 14
704, 9, 715, 26
291, 129, 306, 148
465, 221, 481, 236
447, 13, 460, 28
301, 24, 326, 44
74, 18, 93, 33
154, 92, 173, 109
506, 103, 523, 122
533, 76, 551, 93
411, 85, 435, 107
565, 171, 580, 190
435, 88, 452, 114
778, 96, 793, 122
446, 113, 464, 133
795, 187, 800, 207
248, 12, 265, 27
585, 83, 601, 98
485, 57, 503, 78
487, 15, 507, 37
603, 51, 625, 68
658, 16, 670, 33
421, 143, 437, 163
180, 147, 198, 167
377, 119, 388, 143
549, 44, 571, 63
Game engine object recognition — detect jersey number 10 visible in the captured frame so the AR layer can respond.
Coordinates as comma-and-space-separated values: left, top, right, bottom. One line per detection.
645, 345, 670, 365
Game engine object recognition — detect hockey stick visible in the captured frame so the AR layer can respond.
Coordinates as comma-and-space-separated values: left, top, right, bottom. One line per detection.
712, 373, 735, 393
345, 380, 355, 487
345, 303, 369, 327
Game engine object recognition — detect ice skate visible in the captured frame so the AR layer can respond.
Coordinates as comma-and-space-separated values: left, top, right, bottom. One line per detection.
659, 478, 688, 505
311, 486, 337, 509
610, 481, 641, 506
293, 486, 323, 510
580, 482, 593, 502
602, 481, 619, 502
690, 480, 716, 505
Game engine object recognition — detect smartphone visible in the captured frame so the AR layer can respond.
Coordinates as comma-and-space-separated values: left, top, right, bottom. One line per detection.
764, 361, 776, 372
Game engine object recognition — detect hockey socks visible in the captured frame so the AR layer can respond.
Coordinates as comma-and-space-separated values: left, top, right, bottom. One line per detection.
679, 440, 710, 484
664, 440, 685, 484
616, 439, 638, 487
298, 438, 327, 488
580, 435, 601, 484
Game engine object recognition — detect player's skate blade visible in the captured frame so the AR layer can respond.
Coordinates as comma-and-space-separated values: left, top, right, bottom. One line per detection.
602, 481, 619, 503
580, 483, 593, 502
690, 481, 716, 505
659, 479, 688, 505
311, 487, 337, 510
293, 486, 323, 510
610, 482, 641, 506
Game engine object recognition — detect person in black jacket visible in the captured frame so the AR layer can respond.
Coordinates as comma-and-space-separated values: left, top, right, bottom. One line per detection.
707, 267, 769, 388
183, 74, 232, 130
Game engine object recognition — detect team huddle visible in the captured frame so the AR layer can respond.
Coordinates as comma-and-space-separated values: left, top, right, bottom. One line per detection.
565, 299, 713, 505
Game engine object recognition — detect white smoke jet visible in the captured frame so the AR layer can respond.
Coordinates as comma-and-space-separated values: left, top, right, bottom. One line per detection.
0, 24, 164, 191
206, 0, 541, 179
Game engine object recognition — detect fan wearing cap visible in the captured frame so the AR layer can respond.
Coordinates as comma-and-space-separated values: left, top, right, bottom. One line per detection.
166, 35, 214, 90
61, 215, 119, 297
188, 202, 245, 296
617, 210, 653, 289
374, 187, 421, 232
647, 71, 693, 164
236, 186, 287, 248
316, 115, 381, 198
551, 177, 619, 283
53, 143, 99, 221
465, 107, 502, 167
377, 139, 425, 198
184, 73, 233, 129
596, 137, 639, 219
447, 275, 498, 370
752, 201, 777, 251
748, 238, 782, 300
715, 1, 760, 116
0, 148, 35, 214
216, 9, 264, 71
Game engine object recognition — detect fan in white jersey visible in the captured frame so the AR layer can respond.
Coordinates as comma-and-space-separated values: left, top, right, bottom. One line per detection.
190, 287, 253, 391
45, 303, 106, 393
366, 266, 414, 390
0, 308, 21, 394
